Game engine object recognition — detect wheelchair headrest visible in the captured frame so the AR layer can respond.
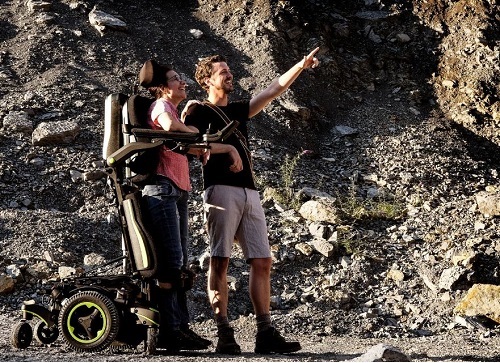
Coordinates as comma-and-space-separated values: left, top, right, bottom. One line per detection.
127, 95, 154, 128
139, 59, 172, 87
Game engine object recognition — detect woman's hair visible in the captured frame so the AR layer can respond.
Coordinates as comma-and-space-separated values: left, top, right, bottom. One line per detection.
147, 84, 167, 99
195, 55, 227, 91
146, 64, 172, 99
138, 59, 173, 98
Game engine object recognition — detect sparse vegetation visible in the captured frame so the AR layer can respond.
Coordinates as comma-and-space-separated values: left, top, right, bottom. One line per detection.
267, 152, 303, 210
335, 183, 406, 222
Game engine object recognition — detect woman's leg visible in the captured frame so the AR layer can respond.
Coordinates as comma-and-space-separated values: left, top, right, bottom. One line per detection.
143, 181, 183, 331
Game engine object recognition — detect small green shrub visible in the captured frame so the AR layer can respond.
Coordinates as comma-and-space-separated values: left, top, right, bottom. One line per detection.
270, 152, 303, 209
336, 183, 406, 222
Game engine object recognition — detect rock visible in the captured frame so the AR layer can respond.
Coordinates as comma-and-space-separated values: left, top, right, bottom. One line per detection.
335, 125, 359, 136
83, 253, 106, 267
309, 222, 333, 239
0, 275, 15, 294
70, 169, 83, 182
199, 251, 210, 271
454, 284, 500, 324
475, 191, 500, 216
32, 121, 80, 146
299, 200, 339, 224
295, 242, 314, 256
26, 261, 52, 280
298, 187, 334, 200
83, 170, 107, 181
438, 267, 468, 291
387, 269, 405, 284
88, 6, 127, 35
2, 111, 33, 134
26, 0, 52, 12
442, 80, 456, 89
58, 266, 77, 279
310, 238, 336, 258
350, 343, 410, 362
396, 33, 411, 43
6, 264, 21, 279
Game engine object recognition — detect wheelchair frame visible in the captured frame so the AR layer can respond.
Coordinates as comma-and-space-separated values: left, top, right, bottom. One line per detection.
10, 91, 238, 354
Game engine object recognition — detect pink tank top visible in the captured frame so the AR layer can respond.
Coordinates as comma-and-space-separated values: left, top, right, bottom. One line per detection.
148, 99, 191, 191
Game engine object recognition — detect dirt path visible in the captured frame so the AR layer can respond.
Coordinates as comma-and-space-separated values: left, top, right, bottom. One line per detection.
2, 311, 500, 361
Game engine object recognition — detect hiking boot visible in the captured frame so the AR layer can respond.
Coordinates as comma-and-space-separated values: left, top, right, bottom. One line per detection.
157, 329, 208, 352
254, 326, 301, 354
215, 326, 241, 355
181, 326, 212, 348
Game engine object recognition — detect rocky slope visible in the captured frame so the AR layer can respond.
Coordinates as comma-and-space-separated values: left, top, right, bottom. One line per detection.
1, 0, 500, 360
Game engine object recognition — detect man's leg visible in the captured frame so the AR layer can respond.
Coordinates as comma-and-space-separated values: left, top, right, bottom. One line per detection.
203, 186, 244, 354
208, 256, 230, 320
249, 257, 272, 316
208, 256, 241, 354
249, 258, 302, 354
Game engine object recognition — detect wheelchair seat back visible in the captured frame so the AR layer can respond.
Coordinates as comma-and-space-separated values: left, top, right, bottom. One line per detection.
102, 90, 158, 279
122, 190, 158, 277
101, 59, 178, 280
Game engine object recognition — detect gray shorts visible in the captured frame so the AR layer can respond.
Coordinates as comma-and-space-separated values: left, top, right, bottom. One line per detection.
203, 185, 271, 260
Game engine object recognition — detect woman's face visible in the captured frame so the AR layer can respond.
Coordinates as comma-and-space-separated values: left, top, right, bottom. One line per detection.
165, 70, 187, 101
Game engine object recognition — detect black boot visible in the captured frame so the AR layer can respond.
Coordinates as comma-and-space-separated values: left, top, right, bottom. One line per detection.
157, 329, 210, 351
254, 326, 301, 354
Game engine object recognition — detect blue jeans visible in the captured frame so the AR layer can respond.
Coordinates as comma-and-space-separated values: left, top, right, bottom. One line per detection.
142, 177, 190, 329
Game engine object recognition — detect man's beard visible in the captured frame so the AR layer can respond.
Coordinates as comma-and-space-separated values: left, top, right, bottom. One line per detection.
222, 83, 234, 94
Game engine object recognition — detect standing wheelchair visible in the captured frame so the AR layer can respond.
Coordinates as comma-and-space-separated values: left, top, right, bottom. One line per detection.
10, 77, 237, 354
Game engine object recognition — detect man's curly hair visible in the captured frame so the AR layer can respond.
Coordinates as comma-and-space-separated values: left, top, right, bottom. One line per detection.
195, 55, 227, 91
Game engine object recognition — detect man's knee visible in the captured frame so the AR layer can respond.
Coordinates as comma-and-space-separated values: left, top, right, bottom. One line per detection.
250, 257, 272, 274
209, 256, 230, 274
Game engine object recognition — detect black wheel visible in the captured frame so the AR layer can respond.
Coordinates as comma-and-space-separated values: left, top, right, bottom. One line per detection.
144, 326, 158, 355
11, 321, 33, 349
34, 320, 59, 345
58, 290, 120, 352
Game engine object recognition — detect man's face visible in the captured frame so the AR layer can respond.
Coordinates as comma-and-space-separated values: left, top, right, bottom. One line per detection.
208, 62, 233, 94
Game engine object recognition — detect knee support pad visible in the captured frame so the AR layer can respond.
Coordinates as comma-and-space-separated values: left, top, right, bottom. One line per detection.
157, 268, 182, 289
157, 267, 195, 291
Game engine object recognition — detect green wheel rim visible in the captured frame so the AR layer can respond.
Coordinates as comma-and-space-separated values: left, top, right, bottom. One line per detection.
66, 302, 107, 344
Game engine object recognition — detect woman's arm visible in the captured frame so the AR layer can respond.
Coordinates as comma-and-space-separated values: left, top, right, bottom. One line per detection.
156, 111, 196, 133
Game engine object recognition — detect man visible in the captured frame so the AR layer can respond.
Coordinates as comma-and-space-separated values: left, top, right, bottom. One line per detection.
184, 47, 320, 355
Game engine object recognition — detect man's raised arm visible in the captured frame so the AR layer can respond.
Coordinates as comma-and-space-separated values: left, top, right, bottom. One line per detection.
248, 47, 320, 118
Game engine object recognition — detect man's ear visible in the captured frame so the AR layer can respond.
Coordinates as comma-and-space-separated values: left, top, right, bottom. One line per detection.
205, 77, 212, 87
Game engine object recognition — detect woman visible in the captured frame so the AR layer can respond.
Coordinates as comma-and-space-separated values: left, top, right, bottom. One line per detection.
139, 60, 210, 352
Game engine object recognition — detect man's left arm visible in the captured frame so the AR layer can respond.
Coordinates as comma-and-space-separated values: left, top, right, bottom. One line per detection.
248, 47, 320, 118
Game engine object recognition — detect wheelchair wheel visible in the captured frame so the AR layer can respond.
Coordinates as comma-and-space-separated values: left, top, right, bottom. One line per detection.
11, 321, 33, 349
34, 320, 59, 345
144, 326, 157, 355
58, 290, 120, 352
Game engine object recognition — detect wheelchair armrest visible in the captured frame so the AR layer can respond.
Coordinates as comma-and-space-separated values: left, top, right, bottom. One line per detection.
106, 140, 163, 167
107, 120, 240, 167
132, 128, 201, 142
203, 120, 240, 142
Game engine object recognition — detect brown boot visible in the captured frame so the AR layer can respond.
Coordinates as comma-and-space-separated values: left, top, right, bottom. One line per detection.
215, 326, 241, 355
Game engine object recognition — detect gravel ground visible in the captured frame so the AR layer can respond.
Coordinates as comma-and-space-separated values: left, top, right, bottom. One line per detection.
1, 0, 499, 361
